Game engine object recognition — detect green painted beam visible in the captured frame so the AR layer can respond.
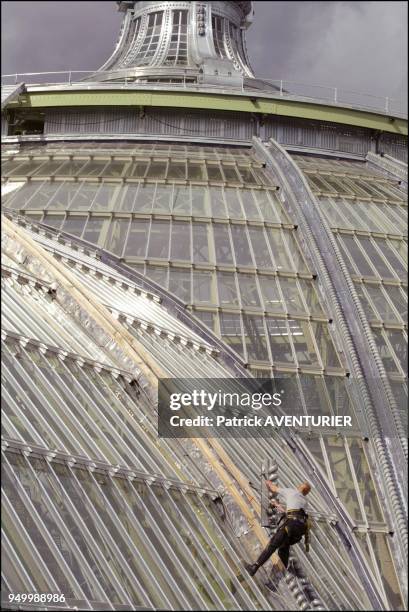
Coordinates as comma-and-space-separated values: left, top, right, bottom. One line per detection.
11, 89, 408, 136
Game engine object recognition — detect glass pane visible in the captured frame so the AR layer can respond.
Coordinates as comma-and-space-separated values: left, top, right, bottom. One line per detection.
83, 217, 106, 245
278, 278, 305, 314
299, 279, 324, 316
193, 271, 215, 304
242, 315, 268, 361
325, 437, 362, 521
224, 189, 244, 219
340, 235, 374, 276
62, 215, 87, 237
78, 160, 108, 177
194, 311, 217, 334
145, 265, 168, 288
2, 455, 76, 598
365, 285, 400, 322
370, 533, 404, 611
240, 189, 261, 220
207, 163, 223, 182
169, 269, 191, 302
230, 225, 253, 266
46, 183, 81, 211
238, 274, 261, 308
153, 185, 172, 213
311, 322, 341, 368
385, 329, 407, 373
238, 166, 258, 186
71, 468, 148, 606
282, 232, 309, 273
372, 329, 399, 374
146, 161, 167, 179
213, 225, 233, 265
171, 221, 191, 261
135, 184, 155, 212
104, 218, 130, 256
104, 160, 127, 177
41, 214, 64, 229
56, 159, 88, 175
119, 183, 139, 211
191, 186, 209, 215
187, 161, 206, 181
172, 185, 191, 214
91, 183, 119, 212
248, 226, 273, 268
357, 237, 392, 278
254, 190, 281, 223
386, 286, 407, 320
125, 219, 150, 257
32, 159, 65, 176
348, 439, 383, 523
259, 277, 285, 313
147, 221, 171, 259
217, 272, 239, 307
376, 239, 407, 279
192, 223, 211, 263
354, 283, 377, 319
69, 182, 99, 211
209, 187, 228, 218
266, 319, 294, 364
167, 161, 186, 180
289, 320, 320, 367
222, 165, 240, 182
220, 313, 244, 357
130, 161, 148, 178
266, 229, 293, 270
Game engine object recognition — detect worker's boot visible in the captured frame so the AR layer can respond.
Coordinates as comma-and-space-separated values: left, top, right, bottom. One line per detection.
244, 562, 259, 576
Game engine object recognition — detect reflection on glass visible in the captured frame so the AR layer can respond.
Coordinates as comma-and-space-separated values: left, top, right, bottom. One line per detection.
147, 221, 171, 259
266, 319, 294, 364
104, 218, 130, 256
214, 225, 233, 265
217, 272, 239, 307
125, 219, 150, 257
192, 223, 210, 263
171, 221, 191, 261
62, 215, 87, 237
243, 314, 268, 361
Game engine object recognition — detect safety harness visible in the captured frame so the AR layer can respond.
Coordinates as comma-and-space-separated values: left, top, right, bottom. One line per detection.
282, 509, 312, 553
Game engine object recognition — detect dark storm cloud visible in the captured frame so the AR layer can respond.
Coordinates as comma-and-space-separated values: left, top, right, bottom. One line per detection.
1, 1, 407, 101
247, 1, 407, 101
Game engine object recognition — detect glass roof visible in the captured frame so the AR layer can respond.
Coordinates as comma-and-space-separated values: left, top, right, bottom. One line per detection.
1, 138, 407, 610
294, 153, 407, 419
2, 211, 403, 610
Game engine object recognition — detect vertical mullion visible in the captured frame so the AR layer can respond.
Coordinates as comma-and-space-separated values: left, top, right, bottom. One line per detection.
24, 456, 112, 606
64, 466, 154, 608
193, 494, 273, 610
1, 530, 37, 593
148, 487, 228, 610
2, 456, 83, 599
25, 353, 113, 463
49, 462, 135, 606
4, 357, 73, 455
92, 474, 176, 610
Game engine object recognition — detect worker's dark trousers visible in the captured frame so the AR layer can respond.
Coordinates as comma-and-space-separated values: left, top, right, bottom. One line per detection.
255, 520, 306, 569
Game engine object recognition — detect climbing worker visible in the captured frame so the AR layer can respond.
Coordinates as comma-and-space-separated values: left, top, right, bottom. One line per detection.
245, 481, 311, 576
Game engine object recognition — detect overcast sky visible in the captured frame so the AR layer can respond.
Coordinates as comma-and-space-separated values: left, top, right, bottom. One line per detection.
1, 1, 407, 102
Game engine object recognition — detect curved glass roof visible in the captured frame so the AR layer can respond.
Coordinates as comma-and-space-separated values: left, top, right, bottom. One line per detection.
1, 208, 405, 610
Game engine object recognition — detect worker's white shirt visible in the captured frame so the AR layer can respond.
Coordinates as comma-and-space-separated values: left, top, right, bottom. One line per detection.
279, 488, 308, 512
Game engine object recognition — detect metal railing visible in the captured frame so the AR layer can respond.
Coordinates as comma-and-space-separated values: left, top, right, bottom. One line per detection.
1, 70, 407, 118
